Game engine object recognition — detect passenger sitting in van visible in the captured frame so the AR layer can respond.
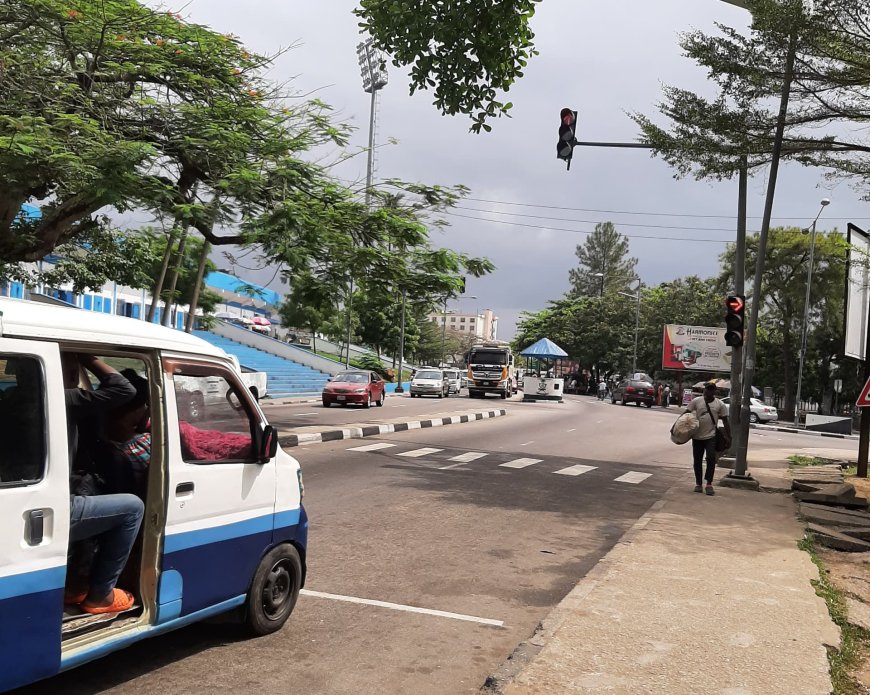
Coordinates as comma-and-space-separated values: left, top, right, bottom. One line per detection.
103, 369, 151, 499
63, 354, 144, 615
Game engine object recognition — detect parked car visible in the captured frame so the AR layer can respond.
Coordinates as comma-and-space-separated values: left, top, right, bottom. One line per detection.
443, 367, 462, 394
611, 378, 656, 407
410, 368, 450, 398
226, 354, 268, 401
721, 396, 779, 423
322, 370, 385, 408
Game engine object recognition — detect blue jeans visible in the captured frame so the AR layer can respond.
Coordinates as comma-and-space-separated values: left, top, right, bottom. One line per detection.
70, 494, 144, 598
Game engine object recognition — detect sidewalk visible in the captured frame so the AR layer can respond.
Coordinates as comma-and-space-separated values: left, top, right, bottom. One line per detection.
498, 458, 839, 695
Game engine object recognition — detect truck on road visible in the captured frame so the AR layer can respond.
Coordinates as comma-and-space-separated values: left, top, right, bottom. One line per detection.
466, 341, 515, 399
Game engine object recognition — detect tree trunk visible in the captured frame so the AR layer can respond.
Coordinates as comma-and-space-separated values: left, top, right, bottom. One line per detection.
147, 225, 178, 322
782, 327, 795, 420
162, 227, 190, 327
184, 239, 211, 333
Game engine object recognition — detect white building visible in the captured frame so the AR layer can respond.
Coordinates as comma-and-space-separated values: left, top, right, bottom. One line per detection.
428, 308, 498, 341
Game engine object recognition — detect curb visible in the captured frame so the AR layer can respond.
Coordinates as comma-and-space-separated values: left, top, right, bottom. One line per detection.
278, 409, 508, 448
752, 423, 858, 440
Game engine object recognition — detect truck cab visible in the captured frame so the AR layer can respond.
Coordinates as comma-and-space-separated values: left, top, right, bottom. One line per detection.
466, 342, 515, 399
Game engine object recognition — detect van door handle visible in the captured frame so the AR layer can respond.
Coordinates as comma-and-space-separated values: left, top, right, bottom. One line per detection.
27, 510, 44, 546
175, 482, 194, 496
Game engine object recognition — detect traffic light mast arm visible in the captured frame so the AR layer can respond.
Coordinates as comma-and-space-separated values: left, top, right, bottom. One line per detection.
573, 141, 654, 149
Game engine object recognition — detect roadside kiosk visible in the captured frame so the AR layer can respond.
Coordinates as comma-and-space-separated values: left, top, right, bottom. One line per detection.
520, 338, 568, 402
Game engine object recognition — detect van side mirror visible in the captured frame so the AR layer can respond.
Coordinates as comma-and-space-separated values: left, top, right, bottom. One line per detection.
259, 424, 279, 463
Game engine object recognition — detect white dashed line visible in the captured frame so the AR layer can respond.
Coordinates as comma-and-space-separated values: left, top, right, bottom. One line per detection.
520, 441, 535, 446
554, 464, 597, 476
347, 442, 397, 452
566, 428, 576, 432
500, 458, 543, 469
397, 447, 443, 458
614, 472, 652, 484
448, 451, 489, 463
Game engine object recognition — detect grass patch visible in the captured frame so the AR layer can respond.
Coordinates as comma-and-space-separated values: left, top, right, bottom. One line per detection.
845, 466, 858, 477
789, 454, 834, 468
799, 536, 870, 694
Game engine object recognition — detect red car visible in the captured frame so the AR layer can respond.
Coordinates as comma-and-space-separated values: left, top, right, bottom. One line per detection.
322, 370, 386, 408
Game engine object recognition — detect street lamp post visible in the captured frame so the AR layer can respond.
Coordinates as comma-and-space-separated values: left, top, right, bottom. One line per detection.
793, 198, 831, 426
593, 272, 605, 297
619, 281, 642, 375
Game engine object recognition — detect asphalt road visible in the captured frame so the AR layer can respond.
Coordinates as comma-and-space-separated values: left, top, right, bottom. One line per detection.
19, 396, 859, 695
262, 389, 513, 431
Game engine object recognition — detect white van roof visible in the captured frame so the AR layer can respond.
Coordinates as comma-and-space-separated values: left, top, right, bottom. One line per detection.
0, 298, 226, 358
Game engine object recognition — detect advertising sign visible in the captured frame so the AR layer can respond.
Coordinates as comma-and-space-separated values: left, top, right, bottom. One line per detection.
845, 223, 870, 360
662, 325, 732, 373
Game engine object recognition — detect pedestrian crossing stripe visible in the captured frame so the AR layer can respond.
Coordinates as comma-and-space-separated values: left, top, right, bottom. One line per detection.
614, 472, 652, 484
448, 452, 488, 463
499, 458, 543, 469
554, 464, 597, 476
347, 442, 397, 452
397, 447, 443, 458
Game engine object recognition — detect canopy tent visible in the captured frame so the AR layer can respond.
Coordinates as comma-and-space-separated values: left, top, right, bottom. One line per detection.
213, 311, 237, 319
520, 338, 568, 359
251, 316, 271, 326
692, 379, 762, 398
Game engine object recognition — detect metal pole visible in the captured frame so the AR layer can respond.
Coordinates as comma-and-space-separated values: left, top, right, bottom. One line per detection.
440, 297, 448, 367
395, 288, 407, 393
734, 30, 798, 480
365, 87, 377, 207
727, 159, 747, 457
632, 292, 640, 374
794, 218, 817, 427
857, 294, 870, 478
345, 277, 354, 369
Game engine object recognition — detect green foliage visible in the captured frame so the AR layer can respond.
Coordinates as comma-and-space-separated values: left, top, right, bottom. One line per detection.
355, 0, 541, 133
354, 352, 390, 379
142, 230, 219, 311
568, 222, 638, 298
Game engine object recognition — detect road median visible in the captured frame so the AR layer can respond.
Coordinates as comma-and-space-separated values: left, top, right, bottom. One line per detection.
278, 408, 508, 447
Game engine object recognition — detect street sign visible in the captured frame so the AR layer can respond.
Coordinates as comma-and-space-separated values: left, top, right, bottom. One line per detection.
835, 379, 843, 394
857, 376, 870, 408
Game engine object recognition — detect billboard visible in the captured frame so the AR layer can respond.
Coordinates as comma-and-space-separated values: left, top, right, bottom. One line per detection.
662, 324, 732, 373
845, 223, 870, 360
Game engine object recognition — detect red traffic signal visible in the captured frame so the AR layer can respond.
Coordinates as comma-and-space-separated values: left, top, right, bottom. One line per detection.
557, 108, 578, 169
724, 294, 745, 347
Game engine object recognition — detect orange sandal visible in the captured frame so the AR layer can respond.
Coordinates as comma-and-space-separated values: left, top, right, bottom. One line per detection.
80, 589, 135, 615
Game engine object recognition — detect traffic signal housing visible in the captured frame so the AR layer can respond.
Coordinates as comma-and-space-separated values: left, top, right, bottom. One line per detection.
557, 108, 577, 170
724, 295, 746, 347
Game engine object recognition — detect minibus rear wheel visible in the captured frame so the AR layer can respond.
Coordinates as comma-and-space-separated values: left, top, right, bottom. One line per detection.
246, 544, 302, 635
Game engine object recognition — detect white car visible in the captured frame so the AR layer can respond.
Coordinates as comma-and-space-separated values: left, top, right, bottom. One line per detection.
443, 368, 462, 394
721, 397, 778, 423
410, 368, 450, 398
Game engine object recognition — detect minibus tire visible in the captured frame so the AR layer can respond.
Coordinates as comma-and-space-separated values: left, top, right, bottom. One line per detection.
246, 544, 302, 636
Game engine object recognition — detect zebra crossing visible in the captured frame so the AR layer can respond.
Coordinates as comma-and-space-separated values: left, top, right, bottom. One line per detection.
344, 442, 654, 485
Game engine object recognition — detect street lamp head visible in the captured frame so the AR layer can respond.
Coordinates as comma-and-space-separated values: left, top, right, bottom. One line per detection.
592, 272, 604, 278
820, 198, 831, 207
801, 227, 810, 235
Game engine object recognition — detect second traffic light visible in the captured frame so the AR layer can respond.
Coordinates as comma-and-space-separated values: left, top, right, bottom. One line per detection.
557, 108, 578, 170
724, 295, 746, 347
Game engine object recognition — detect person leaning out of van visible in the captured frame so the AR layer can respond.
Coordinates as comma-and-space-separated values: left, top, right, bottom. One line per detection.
103, 369, 152, 499
64, 353, 144, 615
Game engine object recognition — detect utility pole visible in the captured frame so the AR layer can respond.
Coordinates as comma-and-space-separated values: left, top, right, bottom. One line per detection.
725, 158, 747, 459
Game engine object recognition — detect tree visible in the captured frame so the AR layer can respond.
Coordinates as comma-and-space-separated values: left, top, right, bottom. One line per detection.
355, 0, 541, 133
567, 222, 637, 298
278, 274, 337, 355
719, 227, 847, 415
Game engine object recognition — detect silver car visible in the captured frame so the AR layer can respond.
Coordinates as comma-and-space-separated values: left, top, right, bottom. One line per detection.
410, 368, 450, 398
443, 368, 462, 394
721, 397, 779, 423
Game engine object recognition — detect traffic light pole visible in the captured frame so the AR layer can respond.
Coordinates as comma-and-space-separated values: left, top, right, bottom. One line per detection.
726, 159, 747, 458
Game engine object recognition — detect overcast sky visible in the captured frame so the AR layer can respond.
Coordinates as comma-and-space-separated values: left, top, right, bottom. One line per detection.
170, 0, 869, 339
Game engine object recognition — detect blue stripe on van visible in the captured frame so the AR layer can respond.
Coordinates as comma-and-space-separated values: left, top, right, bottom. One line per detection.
0, 565, 66, 600
164, 508, 302, 554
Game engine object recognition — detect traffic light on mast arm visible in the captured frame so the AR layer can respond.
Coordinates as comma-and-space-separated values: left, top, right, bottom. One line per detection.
724, 295, 746, 347
557, 108, 578, 170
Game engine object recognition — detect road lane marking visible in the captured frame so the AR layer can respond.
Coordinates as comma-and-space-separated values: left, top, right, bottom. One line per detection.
615, 472, 652, 484
500, 458, 543, 469
554, 464, 597, 476
300, 589, 504, 627
347, 442, 397, 452
566, 428, 576, 432
520, 441, 534, 446
439, 452, 488, 469
295, 412, 318, 416
397, 447, 443, 458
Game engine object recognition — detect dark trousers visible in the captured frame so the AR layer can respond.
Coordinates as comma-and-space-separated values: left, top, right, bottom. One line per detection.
691, 437, 717, 485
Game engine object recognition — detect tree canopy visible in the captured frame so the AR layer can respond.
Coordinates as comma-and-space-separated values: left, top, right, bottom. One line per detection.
567, 222, 638, 298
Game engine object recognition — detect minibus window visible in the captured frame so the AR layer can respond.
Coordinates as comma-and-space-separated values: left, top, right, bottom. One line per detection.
173, 372, 255, 463
0, 356, 46, 485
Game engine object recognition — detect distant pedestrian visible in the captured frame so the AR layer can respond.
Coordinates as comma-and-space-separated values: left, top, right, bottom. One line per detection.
685, 381, 731, 495
663, 384, 671, 408
597, 378, 607, 400
657, 383, 664, 406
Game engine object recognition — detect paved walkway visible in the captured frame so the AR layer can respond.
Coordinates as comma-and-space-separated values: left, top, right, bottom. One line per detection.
500, 458, 839, 695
